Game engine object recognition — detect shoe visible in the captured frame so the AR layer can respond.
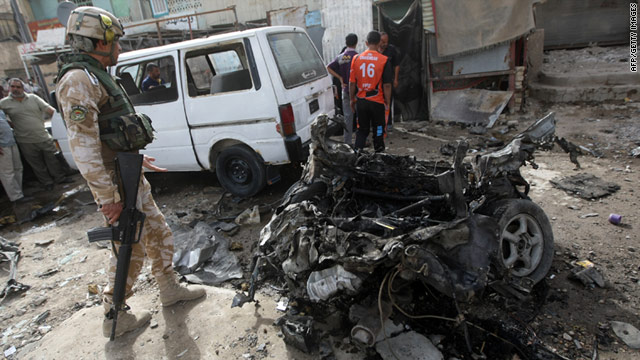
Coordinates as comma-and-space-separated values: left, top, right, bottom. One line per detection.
156, 273, 206, 306
14, 196, 34, 204
102, 306, 151, 338
57, 177, 74, 184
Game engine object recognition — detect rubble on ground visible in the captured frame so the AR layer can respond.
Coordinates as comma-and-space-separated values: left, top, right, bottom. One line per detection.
550, 173, 620, 199
172, 222, 243, 285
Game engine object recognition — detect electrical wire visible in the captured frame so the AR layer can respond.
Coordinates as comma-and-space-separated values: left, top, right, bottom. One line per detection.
383, 265, 531, 360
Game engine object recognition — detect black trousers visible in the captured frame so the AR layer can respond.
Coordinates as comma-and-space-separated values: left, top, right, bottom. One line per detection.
355, 99, 385, 152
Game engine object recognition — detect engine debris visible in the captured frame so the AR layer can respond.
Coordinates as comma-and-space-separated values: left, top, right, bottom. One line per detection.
234, 113, 576, 358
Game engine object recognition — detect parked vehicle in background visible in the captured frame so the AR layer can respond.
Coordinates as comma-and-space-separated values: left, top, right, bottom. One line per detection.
51, 26, 334, 197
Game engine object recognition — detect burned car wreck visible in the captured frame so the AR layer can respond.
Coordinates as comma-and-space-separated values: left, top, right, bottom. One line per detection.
235, 113, 571, 359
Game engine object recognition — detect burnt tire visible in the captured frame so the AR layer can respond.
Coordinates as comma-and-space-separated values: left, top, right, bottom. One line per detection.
488, 199, 554, 285
216, 145, 266, 198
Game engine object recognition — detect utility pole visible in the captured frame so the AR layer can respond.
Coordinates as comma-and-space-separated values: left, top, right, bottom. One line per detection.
10, 0, 50, 103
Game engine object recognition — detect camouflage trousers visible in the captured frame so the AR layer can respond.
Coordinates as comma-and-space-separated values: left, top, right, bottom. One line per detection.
103, 175, 174, 301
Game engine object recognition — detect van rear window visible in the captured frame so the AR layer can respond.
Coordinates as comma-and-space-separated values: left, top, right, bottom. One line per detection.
268, 32, 326, 89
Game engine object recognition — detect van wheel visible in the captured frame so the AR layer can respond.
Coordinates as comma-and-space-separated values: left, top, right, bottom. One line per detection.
488, 199, 554, 285
216, 145, 266, 197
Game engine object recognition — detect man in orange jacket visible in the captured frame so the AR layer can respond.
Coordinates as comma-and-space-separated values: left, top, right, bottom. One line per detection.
349, 31, 393, 152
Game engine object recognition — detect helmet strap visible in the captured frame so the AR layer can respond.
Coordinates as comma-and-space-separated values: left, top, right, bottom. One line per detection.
90, 41, 117, 65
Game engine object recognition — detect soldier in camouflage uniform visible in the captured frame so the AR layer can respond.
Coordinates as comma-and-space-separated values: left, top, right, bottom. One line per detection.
55, 6, 205, 338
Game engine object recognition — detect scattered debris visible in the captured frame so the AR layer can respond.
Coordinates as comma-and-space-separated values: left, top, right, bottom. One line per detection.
229, 242, 243, 251
58, 250, 81, 265
38, 325, 52, 335
0, 215, 16, 226
32, 310, 50, 324
4, 345, 16, 357
349, 302, 394, 346
631, 147, 640, 158
71, 190, 96, 206
30, 296, 47, 307
375, 331, 444, 360
150, 320, 158, 329
608, 213, 622, 225
468, 125, 487, 135
439, 142, 456, 156
569, 260, 605, 288
18, 202, 58, 224
307, 265, 362, 302
172, 222, 242, 285
430, 89, 513, 128
234, 205, 261, 225
579, 213, 599, 219
551, 174, 620, 199
485, 136, 504, 147
34, 239, 54, 247
176, 349, 188, 358
276, 298, 288, 312
0, 237, 30, 301
610, 321, 640, 349
87, 284, 99, 295
208, 221, 239, 234
36, 268, 59, 278
275, 315, 316, 353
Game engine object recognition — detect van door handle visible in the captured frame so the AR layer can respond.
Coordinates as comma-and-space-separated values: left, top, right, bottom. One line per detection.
305, 86, 331, 101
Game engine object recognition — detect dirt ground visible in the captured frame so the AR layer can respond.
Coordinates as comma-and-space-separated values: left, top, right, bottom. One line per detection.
2, 72, 640, 359
0, 97, 637, 360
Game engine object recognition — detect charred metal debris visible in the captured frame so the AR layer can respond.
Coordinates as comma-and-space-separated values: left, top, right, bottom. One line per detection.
234, 113, 578, 359
1, 237, 30, 302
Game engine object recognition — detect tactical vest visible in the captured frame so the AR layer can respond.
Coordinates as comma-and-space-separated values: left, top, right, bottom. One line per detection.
56, 53, 154, 151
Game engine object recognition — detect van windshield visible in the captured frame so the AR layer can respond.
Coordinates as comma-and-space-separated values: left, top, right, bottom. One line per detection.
267, 32, 326, 89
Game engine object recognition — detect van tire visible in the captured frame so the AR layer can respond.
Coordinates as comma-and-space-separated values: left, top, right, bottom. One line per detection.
216, 145, 266, 198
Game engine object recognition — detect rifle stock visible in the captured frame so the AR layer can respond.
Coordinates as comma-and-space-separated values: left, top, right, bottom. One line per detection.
87, 152, 146, 341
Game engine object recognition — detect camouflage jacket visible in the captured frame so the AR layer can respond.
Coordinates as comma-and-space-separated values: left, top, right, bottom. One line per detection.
56, 67, 121, 205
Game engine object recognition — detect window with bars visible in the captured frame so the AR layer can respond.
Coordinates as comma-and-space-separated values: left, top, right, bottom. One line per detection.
149, 0, 169, 18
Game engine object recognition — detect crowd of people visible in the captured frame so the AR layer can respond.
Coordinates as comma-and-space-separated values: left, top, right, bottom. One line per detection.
326, 30, 401, 152
0, 78, 74, 211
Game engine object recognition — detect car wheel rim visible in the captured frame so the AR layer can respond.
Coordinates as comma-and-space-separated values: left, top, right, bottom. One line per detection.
501, 213, 544, 277
227, 158, 251, 185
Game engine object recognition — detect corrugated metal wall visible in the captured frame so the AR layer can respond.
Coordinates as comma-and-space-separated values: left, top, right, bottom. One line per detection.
422, 0, 434, 32
321, 0, 373, 62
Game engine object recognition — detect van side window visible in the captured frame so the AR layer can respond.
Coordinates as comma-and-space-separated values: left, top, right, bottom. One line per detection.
116, 56, 178, 105
268, 32, 326, 89
185, 42, 253, 97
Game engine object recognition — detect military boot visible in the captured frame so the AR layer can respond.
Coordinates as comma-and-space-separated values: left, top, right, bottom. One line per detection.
156, 273, 206, 306
102, 301, 151, 338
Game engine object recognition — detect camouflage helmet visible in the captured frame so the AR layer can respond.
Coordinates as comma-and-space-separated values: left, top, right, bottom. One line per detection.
66, 6, 124, 42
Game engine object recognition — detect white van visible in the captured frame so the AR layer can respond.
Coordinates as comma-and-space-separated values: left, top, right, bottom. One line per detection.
51, 26, 334, 197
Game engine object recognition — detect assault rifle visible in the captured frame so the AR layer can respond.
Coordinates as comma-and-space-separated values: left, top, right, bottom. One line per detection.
87, 153, 145, 341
